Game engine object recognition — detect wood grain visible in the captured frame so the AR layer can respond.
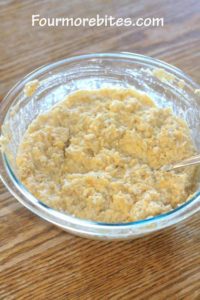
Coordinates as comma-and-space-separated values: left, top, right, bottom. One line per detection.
0, 0, 200, 299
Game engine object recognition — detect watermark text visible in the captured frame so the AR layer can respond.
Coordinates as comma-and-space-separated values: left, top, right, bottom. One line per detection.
32, 14, 164, 28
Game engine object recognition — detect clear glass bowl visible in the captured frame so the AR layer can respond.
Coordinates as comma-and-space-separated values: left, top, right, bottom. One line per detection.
0, 52, 200, 240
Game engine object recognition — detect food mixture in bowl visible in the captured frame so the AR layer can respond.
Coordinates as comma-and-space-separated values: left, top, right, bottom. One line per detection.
16, 88, 197, 223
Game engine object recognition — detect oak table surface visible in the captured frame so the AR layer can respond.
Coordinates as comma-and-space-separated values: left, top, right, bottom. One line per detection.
0, 1, 200, 299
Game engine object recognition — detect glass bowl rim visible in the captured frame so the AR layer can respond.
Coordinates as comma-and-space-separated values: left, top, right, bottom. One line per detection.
0, 51, 200, 231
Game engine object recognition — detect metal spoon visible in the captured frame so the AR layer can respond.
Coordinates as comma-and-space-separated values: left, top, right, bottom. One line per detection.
161, 154, 200, 172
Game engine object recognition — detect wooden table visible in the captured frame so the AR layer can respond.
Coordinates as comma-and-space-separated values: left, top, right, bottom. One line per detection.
0, 1, 200, 299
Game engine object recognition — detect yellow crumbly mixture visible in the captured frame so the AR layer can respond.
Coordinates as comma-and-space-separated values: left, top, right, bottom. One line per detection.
24, 79, 40, 97
16, 88, 196, 223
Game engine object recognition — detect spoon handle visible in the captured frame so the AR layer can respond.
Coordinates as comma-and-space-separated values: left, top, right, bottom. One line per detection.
169, 154, 200, 171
